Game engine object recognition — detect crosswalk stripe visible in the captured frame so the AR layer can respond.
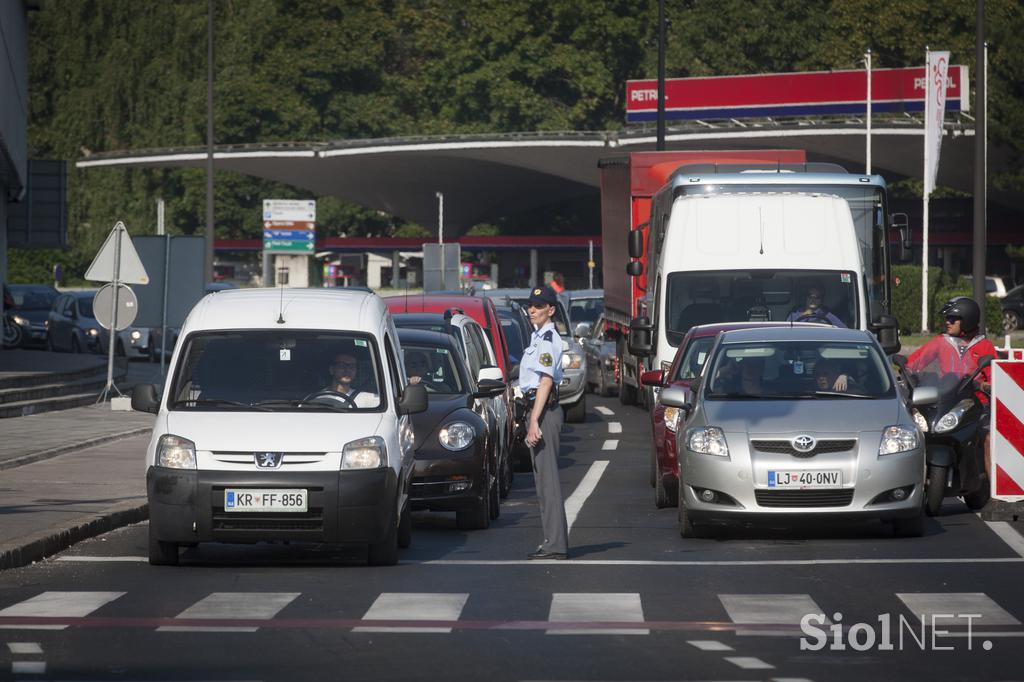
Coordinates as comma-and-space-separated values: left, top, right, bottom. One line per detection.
595, 406, 614, 416
896, 593, 1021, 626
719, 594, 830, 636
687, 639, 734, 651
11, 661, 46, 674
602, 439, 618, 450
354, 593, 469, 633
0, 591, 124, 631
724, 656, 774, 670
608, 421, 622, 433
547, 593, 647, 635
158, 592, 300, 633
7, 642, 42, 654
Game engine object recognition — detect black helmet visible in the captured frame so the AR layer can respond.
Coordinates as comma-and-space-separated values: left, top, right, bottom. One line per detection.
940, 296, 981, 332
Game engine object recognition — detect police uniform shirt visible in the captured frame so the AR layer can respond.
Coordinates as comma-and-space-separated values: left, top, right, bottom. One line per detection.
520, 321, 564, 391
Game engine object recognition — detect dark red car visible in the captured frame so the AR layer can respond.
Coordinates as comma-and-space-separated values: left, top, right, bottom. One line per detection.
642, 322, 800, 508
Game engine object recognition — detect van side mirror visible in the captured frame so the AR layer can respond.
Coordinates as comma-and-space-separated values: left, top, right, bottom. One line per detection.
474, 378, 507, 398
131, 383, 160, 414
398, 383, 428, 414
628, 316, 653, 357
626, 260, 643, 277
870, 313, 901, 356
477, 366, 504, 383
628, 229, 644, 258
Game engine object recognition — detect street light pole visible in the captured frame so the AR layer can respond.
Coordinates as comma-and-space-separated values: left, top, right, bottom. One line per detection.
204, 0, 215, 283
656, 0, 666, 151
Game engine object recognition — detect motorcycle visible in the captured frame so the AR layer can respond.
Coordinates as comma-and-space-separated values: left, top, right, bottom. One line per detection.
897, 355, 992, 516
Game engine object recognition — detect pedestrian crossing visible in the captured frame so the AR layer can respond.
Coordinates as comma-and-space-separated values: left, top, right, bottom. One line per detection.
0, 590, 1020, 635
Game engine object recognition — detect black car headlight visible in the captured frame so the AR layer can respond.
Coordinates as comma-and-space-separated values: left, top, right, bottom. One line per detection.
439, 422, 475, 451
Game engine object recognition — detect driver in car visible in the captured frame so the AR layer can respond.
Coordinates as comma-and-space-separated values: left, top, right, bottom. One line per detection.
787, 287, 847, 327
325, 351, 379, 407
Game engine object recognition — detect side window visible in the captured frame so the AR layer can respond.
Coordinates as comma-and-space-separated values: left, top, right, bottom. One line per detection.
469, 324, 495, 367
383, 334, 402, 400
462, 326, 484, 380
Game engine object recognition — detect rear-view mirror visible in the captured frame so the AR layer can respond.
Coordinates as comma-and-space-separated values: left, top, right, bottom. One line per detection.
640, 369, 665, 388
477, 366, 504, 383
628, 229, 644, 258
474, 378, 507, 398
574, 322, 592, 339
660, 386, 689, 410
399, 383, 428, 414
910, 385, 938, 407
131, 383, 160, 414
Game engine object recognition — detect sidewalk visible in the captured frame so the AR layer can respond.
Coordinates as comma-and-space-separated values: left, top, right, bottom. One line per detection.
0, 350, 160, 569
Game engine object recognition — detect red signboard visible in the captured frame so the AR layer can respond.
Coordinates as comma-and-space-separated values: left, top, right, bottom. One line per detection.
626, 66, 968, 122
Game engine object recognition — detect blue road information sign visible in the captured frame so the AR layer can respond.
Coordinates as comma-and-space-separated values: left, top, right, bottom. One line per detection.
262, 199, 316, 255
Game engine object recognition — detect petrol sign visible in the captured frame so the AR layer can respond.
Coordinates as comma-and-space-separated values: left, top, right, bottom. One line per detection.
626, 65, 968, 122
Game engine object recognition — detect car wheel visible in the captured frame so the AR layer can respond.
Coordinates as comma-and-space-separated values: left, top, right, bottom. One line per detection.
655, 472, 678, 508
924, 465, 946, 517
565, 395, 586, 423
457, 461, 492, 531
1003, 310, 1021, 333
46, 333, 56, 352
488, 456, 501, 520
70, 335, 82, 354
892, 511, 924, 538
397, 503, 412, 549
148, 526, 179, 566
963, 475, 990, 510
368, 507, 399, 565
678, 497, 705, 539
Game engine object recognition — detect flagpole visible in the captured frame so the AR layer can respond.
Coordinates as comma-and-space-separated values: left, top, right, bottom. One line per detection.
865, 49, 872, 175
921, 47, 930, 334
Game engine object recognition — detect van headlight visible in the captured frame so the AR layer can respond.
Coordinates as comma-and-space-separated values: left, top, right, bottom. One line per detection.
686, 426, 729, 457
157, 434, 197, 469
878, 425, 919, 456
562, 351, 583, 370
342, 436, 386, 469
934, 399, 974, 434
439, 422, 475, 451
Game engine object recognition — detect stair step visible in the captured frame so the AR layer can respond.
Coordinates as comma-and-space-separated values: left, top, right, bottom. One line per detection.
0, 391, 125, 419
0, 372, 127, 406
0, 359, 115, 390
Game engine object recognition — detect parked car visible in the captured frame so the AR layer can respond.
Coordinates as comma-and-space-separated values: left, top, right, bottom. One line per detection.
1001, 284, 1024, 332
47, 291, 107, 354
7, 284, 59, 348
393, 311, 513, 498
663, 325, 925, 538
131, 287, 428, 565
491, 299, 532, 368
398, 328, 505, 529
962, 274, 1008, 299
580, 314, 618, 397
566, 288, 604, 338
477, 288, 588, 423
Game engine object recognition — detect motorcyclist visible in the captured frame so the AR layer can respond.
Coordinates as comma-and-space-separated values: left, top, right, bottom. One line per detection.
906, 296, 997, 478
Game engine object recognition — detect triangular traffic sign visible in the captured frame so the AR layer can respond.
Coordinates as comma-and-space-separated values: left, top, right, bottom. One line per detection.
85, 221, 150, 285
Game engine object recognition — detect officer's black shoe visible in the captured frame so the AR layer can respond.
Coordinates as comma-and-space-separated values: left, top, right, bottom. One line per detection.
527, 549, 568, 560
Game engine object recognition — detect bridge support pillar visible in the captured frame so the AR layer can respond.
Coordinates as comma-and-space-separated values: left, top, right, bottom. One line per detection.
391, 250, 401, 289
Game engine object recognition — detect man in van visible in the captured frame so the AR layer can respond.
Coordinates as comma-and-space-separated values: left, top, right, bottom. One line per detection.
786, 287, 846, 327
327, 350, 379, 408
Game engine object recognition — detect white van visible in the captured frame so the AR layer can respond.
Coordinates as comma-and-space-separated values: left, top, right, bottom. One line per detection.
641, 192, 868, 377
131, 288, 427, 566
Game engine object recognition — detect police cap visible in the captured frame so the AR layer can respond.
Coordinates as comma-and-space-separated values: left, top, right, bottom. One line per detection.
527, 286, 559, 307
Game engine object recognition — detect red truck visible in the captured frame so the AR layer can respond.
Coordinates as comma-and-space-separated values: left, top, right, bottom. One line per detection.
598, 150, 808, 405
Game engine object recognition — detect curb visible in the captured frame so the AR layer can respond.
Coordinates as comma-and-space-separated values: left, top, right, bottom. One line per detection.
0, 427, 153, 471
0, 500, 149, 571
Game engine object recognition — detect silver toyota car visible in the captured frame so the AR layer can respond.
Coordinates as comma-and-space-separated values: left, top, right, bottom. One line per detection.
662, 326, 926, 538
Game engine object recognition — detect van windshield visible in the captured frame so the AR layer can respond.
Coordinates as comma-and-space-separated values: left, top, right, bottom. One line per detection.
705, 340, 893, 400
170, 331, 384, 411
664, 270, 858, 346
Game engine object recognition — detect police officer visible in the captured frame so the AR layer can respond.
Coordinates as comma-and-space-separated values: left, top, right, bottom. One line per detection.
520, 285, 569, 560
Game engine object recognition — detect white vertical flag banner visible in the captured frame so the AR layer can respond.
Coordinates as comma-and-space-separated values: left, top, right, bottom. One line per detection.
924, 51, 951, 195
921, 50, 951, 332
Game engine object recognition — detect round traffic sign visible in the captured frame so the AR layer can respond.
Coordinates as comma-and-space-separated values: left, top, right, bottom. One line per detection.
94, 283, 139, 331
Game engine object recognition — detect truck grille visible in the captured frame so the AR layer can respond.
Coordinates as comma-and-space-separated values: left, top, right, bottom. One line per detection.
751, 439, 856, 458
755, 489, 854, 508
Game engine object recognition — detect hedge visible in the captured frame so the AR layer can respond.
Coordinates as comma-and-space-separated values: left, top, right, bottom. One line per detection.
6, 248, 90, 286
892, 265, 1001, 336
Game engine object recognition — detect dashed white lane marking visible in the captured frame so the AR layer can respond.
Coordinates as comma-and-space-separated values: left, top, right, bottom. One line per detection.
594, 406, 614, 416
11, 661, 46, 674
547, 593, 647, 635
985, 520, 1024, 558
564, 460, 609, 533
57, 556, 147, 563
687, 639, 734, 651
158, 592, 299, 633
355, 593, 469, 633
607, 421, 622, 433
7, 642, 42, 654
896, 593, 1021, 625
724, 656, 774, 670
0, 591, 124, 631
601, 439, 618, 450
720, 594, 830, 636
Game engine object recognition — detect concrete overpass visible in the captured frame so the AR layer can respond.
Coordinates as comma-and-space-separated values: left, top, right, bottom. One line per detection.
75, 116, 1009, 236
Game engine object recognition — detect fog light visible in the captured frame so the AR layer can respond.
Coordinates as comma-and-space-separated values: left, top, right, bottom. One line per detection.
446, 476, 471, 493
700, 488, 717, 503
891, 486, 909, 501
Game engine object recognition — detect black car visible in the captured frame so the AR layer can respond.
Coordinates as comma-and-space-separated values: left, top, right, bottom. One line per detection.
7, 284, 59, 348
398, 328, 506, 530
492, 299, 531, 368
1002, 284, 1024, 332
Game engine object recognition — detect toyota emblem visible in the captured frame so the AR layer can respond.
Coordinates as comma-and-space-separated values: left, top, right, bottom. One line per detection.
792, 435, 817, 453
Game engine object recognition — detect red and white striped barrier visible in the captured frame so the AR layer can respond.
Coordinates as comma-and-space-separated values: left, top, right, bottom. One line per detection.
991, 360, 1024, 502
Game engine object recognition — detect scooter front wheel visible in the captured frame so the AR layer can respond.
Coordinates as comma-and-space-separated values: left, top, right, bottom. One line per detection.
924, 465, 946, 516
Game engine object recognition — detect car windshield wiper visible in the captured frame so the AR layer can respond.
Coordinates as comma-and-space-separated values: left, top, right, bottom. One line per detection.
814, 390, 874, 399
253, 398, 352, 412
172, 398, 271, 411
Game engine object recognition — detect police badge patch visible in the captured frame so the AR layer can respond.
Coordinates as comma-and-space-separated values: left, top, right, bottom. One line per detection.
540, 353, 553, 367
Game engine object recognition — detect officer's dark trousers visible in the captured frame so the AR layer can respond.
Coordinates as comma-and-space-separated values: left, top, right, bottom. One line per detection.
530, 405, 568, 554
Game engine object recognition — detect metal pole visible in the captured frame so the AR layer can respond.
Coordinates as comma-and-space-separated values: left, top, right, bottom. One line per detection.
157, 198, 165, 236
204, 0, 215, 283
921, 47, 930, 334
160, 234, 170, 378
588, 239, 594, 289
865, 49, 872, 175
101, 227, 123, 401
436, 192, 444, 289
656, 0, 666, 151
973, 0, 987, 332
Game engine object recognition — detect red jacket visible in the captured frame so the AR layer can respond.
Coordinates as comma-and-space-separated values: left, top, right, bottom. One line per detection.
907, 334, 996, 400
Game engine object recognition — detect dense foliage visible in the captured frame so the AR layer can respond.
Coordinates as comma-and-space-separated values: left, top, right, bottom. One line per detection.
23, 0, 1024, 280
891, 264, 1002, 336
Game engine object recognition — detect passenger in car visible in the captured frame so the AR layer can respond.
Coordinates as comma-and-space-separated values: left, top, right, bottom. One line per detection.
405, 350, 430, 385
815, 359, 857, 392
